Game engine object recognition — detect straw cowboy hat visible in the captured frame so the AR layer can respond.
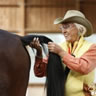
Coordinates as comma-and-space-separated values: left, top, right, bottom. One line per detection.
54, 10, 93, 37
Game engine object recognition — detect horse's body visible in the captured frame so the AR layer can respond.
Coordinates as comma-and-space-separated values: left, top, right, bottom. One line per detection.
0, 29, 66, 96
0, 30, 30, 96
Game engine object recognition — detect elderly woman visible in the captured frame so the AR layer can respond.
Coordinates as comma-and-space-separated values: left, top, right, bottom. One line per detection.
30, 10, 96, 96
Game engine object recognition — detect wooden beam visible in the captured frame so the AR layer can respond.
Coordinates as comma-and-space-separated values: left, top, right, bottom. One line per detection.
25, 29, 61, 34
75, 0, 80, 10
19, 0, 25, 36
24, 4, 77, 8
0, 4, 20, 7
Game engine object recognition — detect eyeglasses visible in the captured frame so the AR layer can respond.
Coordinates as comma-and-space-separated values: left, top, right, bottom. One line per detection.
59, 23, 74, 30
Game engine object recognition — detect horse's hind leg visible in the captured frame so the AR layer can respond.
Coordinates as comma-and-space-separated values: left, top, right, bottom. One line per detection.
0, 73, 10, 96
0, 31, 30, 96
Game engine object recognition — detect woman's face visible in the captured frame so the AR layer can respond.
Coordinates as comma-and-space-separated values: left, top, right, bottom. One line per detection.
60, 23, 79, 43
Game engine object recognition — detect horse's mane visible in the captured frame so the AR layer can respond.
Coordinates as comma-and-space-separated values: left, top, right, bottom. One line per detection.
20, 35, 70, 96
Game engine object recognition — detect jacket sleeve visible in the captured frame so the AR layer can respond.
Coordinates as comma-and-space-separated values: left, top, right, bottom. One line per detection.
62, 44, 96, 74
34, 56, 48, 77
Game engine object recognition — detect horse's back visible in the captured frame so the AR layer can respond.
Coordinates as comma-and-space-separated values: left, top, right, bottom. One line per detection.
0, 30, 30, 96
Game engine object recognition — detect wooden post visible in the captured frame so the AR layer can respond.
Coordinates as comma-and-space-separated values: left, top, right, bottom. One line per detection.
19, 0, 25, 36
76, 0, 80, 10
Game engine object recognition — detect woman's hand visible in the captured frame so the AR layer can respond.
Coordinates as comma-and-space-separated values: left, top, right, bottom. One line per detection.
48, 42, 66, 58
30, 38, 42, 57
30, 37, 41, 51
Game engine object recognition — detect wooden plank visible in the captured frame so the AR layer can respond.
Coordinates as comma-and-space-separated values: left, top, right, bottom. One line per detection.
80, 3, 96, 33
18, 0, 25, 36
75, 0, 80, 10
0, 0, 26, 36
25, 6, 77, 32
80, 0, 96, 4
0, 7, 21, 31
25, 4, 76, 7
0, 0, 18, 5
0, 5, 20, 7
26, 0, 77, 6
25, 29, 61, 33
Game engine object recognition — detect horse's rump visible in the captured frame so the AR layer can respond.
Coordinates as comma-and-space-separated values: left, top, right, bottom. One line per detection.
0, 30, 30, 96
0, 29, 67, 96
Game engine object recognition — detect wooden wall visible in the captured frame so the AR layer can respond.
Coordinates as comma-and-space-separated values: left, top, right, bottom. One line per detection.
0, 0, 79, 35
80, 0, 96, 32
0, 0, 24, 35
0, 0, 96, 35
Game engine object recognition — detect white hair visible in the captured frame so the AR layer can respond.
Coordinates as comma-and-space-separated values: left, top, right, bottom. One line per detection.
74, 23, 87, 36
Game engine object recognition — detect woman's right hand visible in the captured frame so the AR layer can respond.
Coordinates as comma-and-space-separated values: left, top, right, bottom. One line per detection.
30, 37, 42, 57
30, 37, 42, 51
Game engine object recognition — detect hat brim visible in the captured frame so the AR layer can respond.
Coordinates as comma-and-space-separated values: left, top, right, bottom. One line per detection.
54, 16, 93, 37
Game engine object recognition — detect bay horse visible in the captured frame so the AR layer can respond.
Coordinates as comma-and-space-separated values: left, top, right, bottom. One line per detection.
0, 29, 52, 96
0, 29, 69, 96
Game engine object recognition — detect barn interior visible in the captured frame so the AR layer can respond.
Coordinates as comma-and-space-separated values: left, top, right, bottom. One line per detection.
0, 0, 96, 96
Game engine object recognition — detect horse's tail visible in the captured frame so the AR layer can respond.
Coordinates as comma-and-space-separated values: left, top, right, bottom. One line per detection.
20, 35, 69, 96
20, 35, 52, 46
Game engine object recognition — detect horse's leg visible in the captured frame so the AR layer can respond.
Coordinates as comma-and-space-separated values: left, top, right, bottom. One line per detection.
0, 38, 30, 96
8, 41, 30, 96
0, 72, 10, 96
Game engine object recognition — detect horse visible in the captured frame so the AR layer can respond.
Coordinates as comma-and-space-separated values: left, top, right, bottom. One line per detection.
0, 29, 69, 96
0, 29, 52, 96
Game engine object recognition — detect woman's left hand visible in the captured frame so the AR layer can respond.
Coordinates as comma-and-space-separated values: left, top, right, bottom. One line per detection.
48, 42, 65, 57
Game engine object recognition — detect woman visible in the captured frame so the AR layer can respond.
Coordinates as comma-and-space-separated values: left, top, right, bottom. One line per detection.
30, 10, 96, 96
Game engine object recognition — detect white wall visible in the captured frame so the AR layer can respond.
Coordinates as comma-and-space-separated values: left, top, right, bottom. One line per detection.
27, 33, 96, 84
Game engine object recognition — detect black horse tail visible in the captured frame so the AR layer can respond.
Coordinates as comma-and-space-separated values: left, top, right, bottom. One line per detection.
20, 35, 52, 46
20, 35, 70, 96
